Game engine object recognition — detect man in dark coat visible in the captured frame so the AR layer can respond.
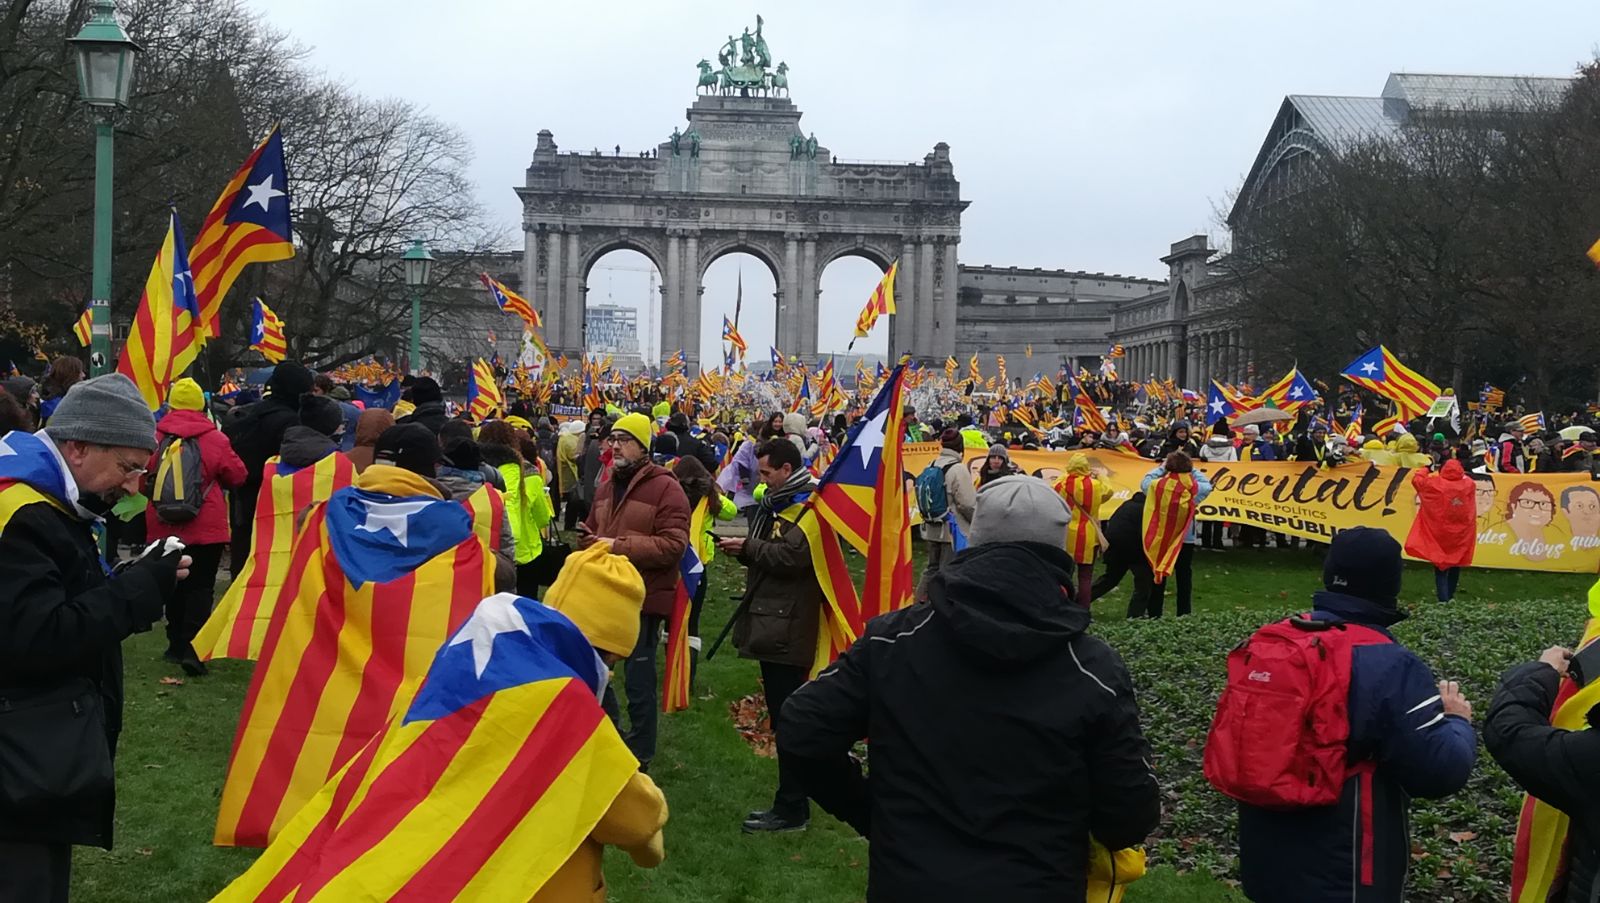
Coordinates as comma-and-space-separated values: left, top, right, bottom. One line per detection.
1089, 491, 1155, 608
1485, 645, 1600, 903
718, 437, 826, 834
0, 375, 189, 903
396, 376, 448, 434
223, 360, 312, 574
1236, 528, 1476, 903
780, 475, 1161, 900
665, 411, 719, 472
579, 412, 689, 772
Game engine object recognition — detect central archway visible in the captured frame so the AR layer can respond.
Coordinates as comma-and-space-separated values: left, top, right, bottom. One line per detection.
698, 251, 779, 372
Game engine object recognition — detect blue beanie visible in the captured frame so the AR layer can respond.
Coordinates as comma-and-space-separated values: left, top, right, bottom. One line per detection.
1323, 527, 1403, 609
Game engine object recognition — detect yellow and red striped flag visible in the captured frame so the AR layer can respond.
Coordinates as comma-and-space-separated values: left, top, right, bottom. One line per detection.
213, 466, 495, 847
212, 592, 644, 902
467, 358, 502, 422
662, 499, 709, 713
852, 259, 898, 340
944, 355, 957, 381
1070, 376, 1109, 433
1587, 235, 1600, 267
1141, 471, 1197, 582
191, 127, 295, 337
196, 452, 356, 661
72, 302, 93, 347
250, 297, 287, 363
1341, 346, 1440, 419
117, 211, 206, 410
481, 273, 541, 330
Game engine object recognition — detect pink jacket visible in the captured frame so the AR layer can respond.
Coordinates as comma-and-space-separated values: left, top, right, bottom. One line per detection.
144, 409, 248, 546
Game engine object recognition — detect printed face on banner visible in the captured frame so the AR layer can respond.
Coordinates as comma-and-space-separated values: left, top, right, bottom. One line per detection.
1562, 486, 1600, 545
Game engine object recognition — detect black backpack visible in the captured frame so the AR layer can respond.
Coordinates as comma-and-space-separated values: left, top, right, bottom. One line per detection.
150, 434, 209, 523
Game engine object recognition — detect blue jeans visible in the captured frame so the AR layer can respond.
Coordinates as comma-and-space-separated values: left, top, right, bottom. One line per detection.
1434, 567, 1461, 602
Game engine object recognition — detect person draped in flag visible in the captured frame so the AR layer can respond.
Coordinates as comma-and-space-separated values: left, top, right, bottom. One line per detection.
0, 374, 194, 900
779, 474, 1160, 901
215, 552, 667, 902
1052, 453, 1111, 605
222, 360, 316, 576
1134, 452, 1211, 618
715, 437, 827, 834
212, 425, 498, 847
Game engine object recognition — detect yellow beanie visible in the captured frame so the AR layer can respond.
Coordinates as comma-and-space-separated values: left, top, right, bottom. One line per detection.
169, 378, 205, 412
612, 412, 652, 448
543, 543, 645, 657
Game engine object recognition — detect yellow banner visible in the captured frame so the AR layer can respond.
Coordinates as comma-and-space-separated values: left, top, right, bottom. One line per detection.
902, 442, 1600, 573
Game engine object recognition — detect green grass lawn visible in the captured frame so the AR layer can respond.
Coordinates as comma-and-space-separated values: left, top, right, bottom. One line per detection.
70, 544, 1592, 901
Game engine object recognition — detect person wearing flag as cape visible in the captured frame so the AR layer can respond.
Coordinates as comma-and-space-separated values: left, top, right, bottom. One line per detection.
0, 374, 194, 902
717, 437, 824, 834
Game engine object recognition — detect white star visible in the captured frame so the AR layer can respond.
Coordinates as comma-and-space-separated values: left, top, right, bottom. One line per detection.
355, 498, 436, 545
447, 593, 531, 678
1209, 398, 1226, 416
854, 408, 888, 467
1290, 386, 1305, 399
243, 175, 285, 213
1360, 361, 1378, 375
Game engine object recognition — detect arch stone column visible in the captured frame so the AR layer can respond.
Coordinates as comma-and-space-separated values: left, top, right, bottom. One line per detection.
684, 232, 701, 371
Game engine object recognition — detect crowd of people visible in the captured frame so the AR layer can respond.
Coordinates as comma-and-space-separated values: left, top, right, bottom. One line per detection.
4, 355, 1600, 902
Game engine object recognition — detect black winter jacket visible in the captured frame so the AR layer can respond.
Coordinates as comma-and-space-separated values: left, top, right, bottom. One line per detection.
780, 542, 1161, 902
224, 395, 300, 496
0, 493, 174, 847
1485, 661, 1600, 903
396, 401, 448, 435
668, 426, 719, 472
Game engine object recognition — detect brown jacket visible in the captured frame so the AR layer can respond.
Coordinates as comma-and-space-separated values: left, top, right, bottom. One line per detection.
346, 408, 395, 473
582, 463, 690, 617
733, 508, 824, 669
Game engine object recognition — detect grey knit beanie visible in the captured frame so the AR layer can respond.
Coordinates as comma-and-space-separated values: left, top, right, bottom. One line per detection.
968, 474, 1071, 547
46, 373, 157, 451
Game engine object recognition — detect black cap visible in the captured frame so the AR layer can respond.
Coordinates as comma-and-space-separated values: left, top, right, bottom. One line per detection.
440, 435, 482, 471
374, 424, 441, 475
299, 394, 344, 437
1323, 527, 1403, 611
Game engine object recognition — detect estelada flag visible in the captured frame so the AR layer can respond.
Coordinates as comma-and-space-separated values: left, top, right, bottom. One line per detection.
191, 127, 294, 338
213, 466, 494, 847
1511, 582, 1600, 901
1141, 471, 1197, 583
195, 453, 355, 662
250, 297, 287, 363
117, 211, 206, 410
662, 500, 708, 713
212, 593, 641, 902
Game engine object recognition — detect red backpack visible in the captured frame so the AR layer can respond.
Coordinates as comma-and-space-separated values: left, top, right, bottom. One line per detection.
1203, 614, 1391, 809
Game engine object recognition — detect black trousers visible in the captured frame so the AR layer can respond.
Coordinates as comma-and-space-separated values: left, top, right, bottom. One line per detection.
762, 659, 811, 821
0, 840, 71, 903
1200, 520, 1225, 549
688, 572, 708, 689
606, 612, 666, 770
167, 542, 224, 654
1129, 543, 1195, 618
229, 487, 257, 576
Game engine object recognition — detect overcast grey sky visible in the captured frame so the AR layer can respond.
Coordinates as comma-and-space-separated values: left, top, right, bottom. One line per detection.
245, 0, 1597, 363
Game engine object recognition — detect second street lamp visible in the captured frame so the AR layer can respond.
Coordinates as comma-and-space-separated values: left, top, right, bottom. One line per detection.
401, 239, 434, 375
69, 0, 141, 377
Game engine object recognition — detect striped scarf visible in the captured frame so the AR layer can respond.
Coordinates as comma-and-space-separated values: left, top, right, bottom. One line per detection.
748, 470, 815, 542
1141, 472, 1197, 584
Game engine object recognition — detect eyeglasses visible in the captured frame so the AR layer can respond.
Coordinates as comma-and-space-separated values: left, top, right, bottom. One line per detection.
106, 451, 147, 478
1515, 498, 1554, 511
604, 434, 636, 447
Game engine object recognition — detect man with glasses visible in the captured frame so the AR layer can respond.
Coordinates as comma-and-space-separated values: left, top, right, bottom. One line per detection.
579, 412, 689, 772
0, 373, 193, 903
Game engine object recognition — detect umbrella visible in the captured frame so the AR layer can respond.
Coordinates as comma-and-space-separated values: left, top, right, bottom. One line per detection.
1230, 407, 1294, 427
1561, 425, 1593, 441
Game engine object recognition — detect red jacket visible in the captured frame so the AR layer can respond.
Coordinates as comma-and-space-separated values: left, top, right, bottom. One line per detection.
144, 409, 248, 546
1404, 459, 1477, 569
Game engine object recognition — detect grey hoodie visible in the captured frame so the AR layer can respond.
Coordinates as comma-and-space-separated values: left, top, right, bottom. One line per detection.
1200, 434, 1238, 462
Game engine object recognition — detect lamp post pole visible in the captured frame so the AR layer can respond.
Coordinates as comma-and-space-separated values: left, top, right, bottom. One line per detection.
410, 284, 421, 374
70, 0, 140, 377
90, 118, 115, 376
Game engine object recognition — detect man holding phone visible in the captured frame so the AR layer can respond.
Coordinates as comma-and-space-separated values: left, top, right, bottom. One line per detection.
579, 412, 689, 773
1486, 642, 1600, 901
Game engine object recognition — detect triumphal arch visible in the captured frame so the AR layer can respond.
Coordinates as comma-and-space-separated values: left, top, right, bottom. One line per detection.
517, 16, 968, 370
